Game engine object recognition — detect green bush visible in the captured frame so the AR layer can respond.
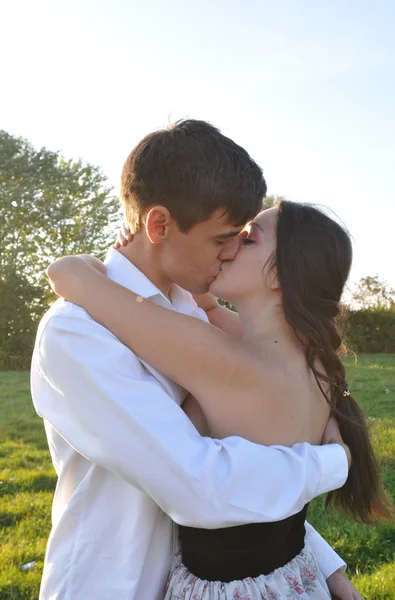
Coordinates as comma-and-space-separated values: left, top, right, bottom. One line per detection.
349, 309, 395, 353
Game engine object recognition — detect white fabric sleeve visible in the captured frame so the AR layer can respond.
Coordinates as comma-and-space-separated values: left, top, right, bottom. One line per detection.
305, 521, 347, 579
32, 310, 348, 528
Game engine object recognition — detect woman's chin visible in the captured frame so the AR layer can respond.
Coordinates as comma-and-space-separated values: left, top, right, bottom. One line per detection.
209, 277, 231, 301
208, 278, 221, 296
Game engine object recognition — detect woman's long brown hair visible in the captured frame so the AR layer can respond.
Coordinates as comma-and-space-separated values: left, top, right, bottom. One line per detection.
274, 200, 393, 524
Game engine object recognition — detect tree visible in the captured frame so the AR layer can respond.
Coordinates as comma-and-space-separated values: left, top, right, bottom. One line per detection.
0, 272, 39, 369
350, 275, 395, 311
262, 194, 284, 210
0, 131, 121, 368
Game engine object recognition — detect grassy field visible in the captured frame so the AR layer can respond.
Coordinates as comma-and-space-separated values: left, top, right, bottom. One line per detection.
0, 355, 394, 599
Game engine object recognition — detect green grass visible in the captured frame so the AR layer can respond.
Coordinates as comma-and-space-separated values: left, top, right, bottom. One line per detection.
0, 372, 55, 599
0, 355, 394, 599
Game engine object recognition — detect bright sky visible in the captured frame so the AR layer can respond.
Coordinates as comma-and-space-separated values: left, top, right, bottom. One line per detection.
1, 0, 394, 287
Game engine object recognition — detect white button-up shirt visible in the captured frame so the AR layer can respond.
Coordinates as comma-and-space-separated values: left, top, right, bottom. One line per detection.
31, 247, 347, 600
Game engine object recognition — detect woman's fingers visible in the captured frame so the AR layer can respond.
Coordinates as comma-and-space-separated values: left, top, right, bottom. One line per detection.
114, 222, 133, 248
122, 222, 133, 242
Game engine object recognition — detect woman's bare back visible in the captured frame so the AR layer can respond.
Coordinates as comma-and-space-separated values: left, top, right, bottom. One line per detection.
184, 347, 331, 448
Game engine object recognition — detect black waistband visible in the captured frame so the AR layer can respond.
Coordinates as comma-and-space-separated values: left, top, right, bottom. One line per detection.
179, 505, 308, 582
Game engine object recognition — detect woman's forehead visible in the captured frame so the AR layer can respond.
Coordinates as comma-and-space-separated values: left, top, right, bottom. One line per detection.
253, 207, 278, 228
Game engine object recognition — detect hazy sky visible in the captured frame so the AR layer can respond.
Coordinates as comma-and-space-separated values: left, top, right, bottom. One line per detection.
1, 0, 394, 287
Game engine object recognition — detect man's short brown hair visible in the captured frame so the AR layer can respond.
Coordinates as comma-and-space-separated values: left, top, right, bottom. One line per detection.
121, 119, 267, 233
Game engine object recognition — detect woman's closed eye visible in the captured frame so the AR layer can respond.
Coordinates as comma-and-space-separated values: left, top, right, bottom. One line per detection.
242, 237, 255, 245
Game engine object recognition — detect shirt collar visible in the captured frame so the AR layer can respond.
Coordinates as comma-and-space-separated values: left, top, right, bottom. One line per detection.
104, 247, 198, 315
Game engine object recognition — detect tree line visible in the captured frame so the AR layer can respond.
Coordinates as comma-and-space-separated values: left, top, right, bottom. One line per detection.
0, 130, 120, 369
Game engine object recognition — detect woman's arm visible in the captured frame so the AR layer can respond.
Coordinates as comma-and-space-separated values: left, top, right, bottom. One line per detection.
48, 256, 263, 431
182, 394, 210, 436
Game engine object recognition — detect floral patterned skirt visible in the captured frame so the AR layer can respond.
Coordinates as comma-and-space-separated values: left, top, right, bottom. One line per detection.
164, 539, 331, 600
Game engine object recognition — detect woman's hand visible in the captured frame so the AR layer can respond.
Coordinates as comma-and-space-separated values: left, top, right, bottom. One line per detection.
114, 222, 133, 248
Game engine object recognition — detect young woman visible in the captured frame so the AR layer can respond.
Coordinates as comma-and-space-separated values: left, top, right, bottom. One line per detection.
47, 200, 392, 599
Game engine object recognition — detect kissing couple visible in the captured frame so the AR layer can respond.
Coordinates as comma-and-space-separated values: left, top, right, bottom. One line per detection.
32, 119, 392, 599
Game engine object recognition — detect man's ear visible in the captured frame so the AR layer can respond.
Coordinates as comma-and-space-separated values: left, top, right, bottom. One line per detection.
144, 206, 172, 244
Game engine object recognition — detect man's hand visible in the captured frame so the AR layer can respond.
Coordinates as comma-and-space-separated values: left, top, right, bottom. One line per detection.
322, 414, 352, 470
327, 568, 364, 599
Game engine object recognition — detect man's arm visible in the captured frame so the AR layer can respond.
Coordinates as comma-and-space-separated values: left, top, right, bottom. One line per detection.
31, 306, 348, 528
305, 521, 346, 579
305, 524, 365, 598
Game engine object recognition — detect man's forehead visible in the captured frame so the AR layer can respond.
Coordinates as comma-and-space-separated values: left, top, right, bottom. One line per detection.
209, 209, 248, 235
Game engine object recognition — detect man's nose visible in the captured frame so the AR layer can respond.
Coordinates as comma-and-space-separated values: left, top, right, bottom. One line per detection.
218, 236, 241, 261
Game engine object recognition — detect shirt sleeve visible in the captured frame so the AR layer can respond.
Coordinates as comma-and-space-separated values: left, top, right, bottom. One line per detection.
305, 521, 347, 579
31, 308, 348, 528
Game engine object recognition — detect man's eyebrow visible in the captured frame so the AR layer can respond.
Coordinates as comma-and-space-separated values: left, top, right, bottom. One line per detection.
216, 229, 243, 239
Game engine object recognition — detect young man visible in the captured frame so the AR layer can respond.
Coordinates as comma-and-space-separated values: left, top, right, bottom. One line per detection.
31, 120, 360, 600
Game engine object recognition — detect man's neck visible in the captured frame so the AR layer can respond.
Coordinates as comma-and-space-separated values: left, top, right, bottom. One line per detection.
116, 239, 172, 299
